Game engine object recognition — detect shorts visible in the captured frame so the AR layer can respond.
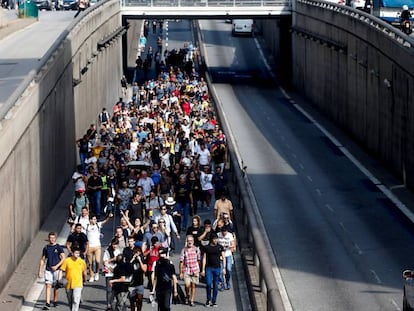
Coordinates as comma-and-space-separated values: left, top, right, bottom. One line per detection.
44, 270, 59, 285
183, 272, 199, 285
128, 285, 144, 297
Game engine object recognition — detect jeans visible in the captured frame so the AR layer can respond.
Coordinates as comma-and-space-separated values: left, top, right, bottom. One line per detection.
79, 152, 87, 174
205, 267, 221, 303
220, 255, 233, 286
175, 201, 189, 230
91, 191, 102, 216
65, 287, 82, 311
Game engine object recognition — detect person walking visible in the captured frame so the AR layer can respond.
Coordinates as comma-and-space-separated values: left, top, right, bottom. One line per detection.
179, 235, 201, 306
128, 244, 147, 311
38, 232, 66, 310
200, 233, 226, 307
58, 246, 87, 311
150, 247, 178, 311
74, 0, 88, 18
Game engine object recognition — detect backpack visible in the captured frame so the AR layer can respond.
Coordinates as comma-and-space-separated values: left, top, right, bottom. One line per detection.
99, 111, 109, 123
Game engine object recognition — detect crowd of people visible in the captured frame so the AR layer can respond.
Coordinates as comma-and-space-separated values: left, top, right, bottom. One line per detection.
38, 19, 237, 311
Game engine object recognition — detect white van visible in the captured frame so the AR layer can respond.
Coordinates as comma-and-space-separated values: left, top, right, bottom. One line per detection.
232, 19, 254, 36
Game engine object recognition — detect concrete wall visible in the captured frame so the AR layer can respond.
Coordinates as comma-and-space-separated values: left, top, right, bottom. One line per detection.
0, 0, 123, 292
260, 1, 414, 187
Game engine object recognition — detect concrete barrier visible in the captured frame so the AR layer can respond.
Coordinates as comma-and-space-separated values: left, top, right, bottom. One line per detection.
0, 0, 123, 295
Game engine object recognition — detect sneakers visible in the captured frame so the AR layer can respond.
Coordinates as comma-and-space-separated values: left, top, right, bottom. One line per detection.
205, 300, 211, 307
89, 276, 95, 283
94, 273, 99, 281
42, 303, 50, 310
52, 302, 58, 307
226, 283, 231, 290
218, 282, 224, 291
212, 303, 218, 307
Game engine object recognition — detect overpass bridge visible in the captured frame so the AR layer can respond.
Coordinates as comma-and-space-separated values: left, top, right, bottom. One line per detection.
120, 0, 292, 18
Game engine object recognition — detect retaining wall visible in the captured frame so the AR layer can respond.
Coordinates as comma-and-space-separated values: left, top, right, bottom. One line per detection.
258, 1, 414, 189
0, 0, 123, 292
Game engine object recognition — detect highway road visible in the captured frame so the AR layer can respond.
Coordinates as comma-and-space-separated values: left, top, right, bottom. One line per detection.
0, 11, 74, 109
199, 19, 414, 311
5, 12, 414, 311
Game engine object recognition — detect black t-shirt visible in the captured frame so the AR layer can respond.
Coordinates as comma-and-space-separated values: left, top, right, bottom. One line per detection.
123, 247, 134, 263
154, 258, 176, 292
186, 226, 203, 247
88, 175, 103, 192
202, 244, 224, 268
67, 232, 88, 253
113, 261, 132, 292
130, 254, 146, 286
175, 182, 190, 203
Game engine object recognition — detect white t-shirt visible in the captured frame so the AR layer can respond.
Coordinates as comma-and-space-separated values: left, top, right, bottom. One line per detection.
86, 222, 103, 248
72, 172, 85, 191
198, 148, 210, 166
200, 171, 213, 191
217, 231, 234, 257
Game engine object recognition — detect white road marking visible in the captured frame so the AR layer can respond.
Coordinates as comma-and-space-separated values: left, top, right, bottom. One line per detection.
299, 163, 304, 170
291, 153, 297, 159
391, 299, 401, 310
307, 176, 313, 182
277, 85, 414, 240
325, 204, 334, 212
370, 269, 382, 284
315, 188, 322, 196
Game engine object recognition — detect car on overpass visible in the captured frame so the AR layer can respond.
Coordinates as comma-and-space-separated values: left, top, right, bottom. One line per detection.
33, 0, 53, 10
61, 0, 77, 10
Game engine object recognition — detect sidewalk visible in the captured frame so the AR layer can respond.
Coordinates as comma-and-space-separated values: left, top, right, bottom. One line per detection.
0, 8, 37, 41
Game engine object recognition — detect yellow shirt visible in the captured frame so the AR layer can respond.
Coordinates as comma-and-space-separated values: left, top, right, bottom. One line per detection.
60, 257, 86, 289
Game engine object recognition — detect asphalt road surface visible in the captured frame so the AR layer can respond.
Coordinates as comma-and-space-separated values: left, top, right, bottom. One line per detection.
200, 19, 414, 311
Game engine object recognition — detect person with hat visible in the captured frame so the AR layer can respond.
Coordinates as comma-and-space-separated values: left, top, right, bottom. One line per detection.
150, 247, 178, 311
200, 233, 226, 307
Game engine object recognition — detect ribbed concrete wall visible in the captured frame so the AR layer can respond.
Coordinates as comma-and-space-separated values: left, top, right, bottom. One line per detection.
257, 3, 414, 186
289, 1, 414, 187
0, 0, 123, 292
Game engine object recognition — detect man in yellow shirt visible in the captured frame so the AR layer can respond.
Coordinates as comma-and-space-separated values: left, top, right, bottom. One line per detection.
58, 247, 87, 311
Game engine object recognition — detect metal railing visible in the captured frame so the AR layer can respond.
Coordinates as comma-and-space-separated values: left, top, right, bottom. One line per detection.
297, 0, 414, 49
121, 0, 291, 8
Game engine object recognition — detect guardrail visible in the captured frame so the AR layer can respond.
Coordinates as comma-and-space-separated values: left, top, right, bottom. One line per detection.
122, 0, 290, 7
297, 0, 414, 49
